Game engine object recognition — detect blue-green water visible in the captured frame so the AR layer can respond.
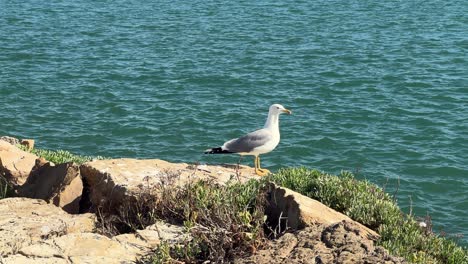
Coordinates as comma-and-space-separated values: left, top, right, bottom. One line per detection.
1, 1, 467, 245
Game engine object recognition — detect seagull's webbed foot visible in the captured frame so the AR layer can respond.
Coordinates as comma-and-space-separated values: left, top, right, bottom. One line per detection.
254, 156, 271, 176
255, 168, 270, 176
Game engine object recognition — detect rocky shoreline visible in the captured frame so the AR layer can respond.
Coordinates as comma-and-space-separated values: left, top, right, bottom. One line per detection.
0, 137, 406, 263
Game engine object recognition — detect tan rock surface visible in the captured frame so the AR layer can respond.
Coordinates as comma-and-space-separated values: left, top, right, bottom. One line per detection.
2, 233, 145, 264
0, 255, 69, 264
0, 141, 39, 186
1, 221, 189, 264
0, 136, 20, 146
140, 222, 190, 245
0, 198, 95, 256
114, 221, 190, 250
237, 221, 405, 264
266, 183, 379, 239
20, 139, 35, 151
80, 158, 259, 211
18, 162, 83, 214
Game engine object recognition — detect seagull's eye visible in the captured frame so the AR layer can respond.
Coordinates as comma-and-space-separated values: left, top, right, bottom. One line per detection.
276, 107, 280, 109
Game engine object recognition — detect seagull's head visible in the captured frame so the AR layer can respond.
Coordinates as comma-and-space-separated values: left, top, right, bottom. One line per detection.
270, 104, 292, 115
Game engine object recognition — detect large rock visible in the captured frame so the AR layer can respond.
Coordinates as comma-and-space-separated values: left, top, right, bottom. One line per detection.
2, 233, 146, 264
1, 221, 189, 264
80, 158, 259, 212
0, 142, 82, 213
0, 141, 39, 186
1, 233, 140, 264
0, 136, 20, 146
17, 162, 83, 214
266, 184, 379, 239
236, 221, 406, 264
0, 198, 95, 256
20, 139, 35, 151
113, 221, 190, 251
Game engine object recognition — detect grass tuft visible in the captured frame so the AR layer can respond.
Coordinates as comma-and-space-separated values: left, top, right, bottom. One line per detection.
271, 167, 468, 264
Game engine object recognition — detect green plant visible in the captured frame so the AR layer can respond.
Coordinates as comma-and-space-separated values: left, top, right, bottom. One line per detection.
17, 145, 103, 164
147, 242, 171, 264
30, 149, 101, 164
271, 167, 468, 264
98, 177, 268, 263
182, 179, 266, 261
379, 217, 468, 264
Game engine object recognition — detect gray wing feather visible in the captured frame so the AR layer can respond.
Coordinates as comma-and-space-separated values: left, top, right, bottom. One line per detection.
223, 129, 272, 153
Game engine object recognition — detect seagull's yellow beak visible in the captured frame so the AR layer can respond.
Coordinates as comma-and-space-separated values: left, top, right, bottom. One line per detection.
282, 108, 292, 115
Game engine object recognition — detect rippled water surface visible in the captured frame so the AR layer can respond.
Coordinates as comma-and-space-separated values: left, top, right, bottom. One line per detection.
1, 1, 467, 244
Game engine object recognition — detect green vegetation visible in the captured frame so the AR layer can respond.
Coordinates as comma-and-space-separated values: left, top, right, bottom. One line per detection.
101, 179, 267, 263
17, 144, 102, 164
29, 148, 100, 164
271, 167, 468, 264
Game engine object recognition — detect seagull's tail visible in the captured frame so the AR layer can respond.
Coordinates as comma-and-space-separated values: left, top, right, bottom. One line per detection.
204, 147, 233, 154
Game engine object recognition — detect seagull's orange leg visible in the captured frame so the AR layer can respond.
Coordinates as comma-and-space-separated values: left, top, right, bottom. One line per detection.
255, 155, 270, 176
254, 156, 259, 174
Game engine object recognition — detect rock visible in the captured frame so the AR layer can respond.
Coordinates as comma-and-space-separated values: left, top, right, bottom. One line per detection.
80, 158, 259, 212
0, 255, 68, 264
55, 174, 83, 213
17, 162, 83, 214
0, 136, 20, 146
0, 198, 95, 256
236, 221, 406, 264
114, 221, 190, 249
1, 221, 189, 264
141, 222, 190, 245
0, 141, 39, 186
20, 139, 35, 151
273, 233, 298, 258
49, 233, 147, 263
2, 233, 146, 264
265, 183, 378, 239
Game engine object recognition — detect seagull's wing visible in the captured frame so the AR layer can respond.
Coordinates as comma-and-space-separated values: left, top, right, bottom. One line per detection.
222, 128, 272, 153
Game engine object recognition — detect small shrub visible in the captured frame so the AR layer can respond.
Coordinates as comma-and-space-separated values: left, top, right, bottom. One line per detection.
147, 242, 172, 264
17, 145, 104, 164
379, 217, 468, 264
98, 178, 268, 263
30, 149, 101, 164
271, 167, 468, 264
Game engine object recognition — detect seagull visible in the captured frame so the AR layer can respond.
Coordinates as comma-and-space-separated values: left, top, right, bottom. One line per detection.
204, 104, 292, 176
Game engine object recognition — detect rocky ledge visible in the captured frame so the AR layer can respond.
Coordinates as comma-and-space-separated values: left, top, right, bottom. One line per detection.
0, 138, 405, 263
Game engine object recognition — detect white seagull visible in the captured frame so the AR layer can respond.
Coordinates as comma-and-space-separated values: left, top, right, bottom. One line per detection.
205, 104, 292, 176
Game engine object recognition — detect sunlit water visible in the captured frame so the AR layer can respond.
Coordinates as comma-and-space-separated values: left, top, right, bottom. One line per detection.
1, 0, 467, 245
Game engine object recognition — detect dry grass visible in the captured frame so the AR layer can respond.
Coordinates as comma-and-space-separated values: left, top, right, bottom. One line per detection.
0, 177, 8, 199
0, 159, 12, 199
95, 173, 268, 263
